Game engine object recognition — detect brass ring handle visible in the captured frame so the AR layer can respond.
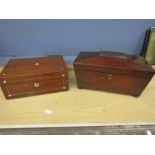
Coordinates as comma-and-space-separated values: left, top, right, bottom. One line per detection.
106, 74, 113, 80
34, 82, 40, 87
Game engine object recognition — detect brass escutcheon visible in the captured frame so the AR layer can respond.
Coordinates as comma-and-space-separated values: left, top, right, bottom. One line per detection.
106, 74, 113, 80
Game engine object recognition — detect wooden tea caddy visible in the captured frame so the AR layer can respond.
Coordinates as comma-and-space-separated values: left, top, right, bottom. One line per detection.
73, 51, 155, 96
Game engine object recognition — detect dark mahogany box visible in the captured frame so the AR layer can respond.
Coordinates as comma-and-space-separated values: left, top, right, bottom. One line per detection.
73, 51, 155, 96
0, 55, 69, 99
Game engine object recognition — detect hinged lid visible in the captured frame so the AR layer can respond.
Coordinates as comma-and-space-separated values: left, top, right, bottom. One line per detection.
0, 55, 67, 79
74, 51, 155, 75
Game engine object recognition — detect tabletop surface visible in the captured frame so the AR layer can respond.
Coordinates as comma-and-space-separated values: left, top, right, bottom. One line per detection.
0, 66, 155, 127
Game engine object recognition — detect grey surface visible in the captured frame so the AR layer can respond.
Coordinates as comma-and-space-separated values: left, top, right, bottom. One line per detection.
0, 125, 154, 135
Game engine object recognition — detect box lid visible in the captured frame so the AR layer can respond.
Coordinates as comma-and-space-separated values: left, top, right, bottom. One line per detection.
0, 55, 67, 79
74, 51, 155, 75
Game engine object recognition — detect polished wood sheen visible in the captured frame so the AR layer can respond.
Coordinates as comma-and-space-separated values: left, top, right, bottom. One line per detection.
73, 51, 155, 96
0, 56, 69, 99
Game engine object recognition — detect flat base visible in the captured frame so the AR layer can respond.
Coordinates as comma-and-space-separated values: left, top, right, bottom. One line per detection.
76, 86, 141, 97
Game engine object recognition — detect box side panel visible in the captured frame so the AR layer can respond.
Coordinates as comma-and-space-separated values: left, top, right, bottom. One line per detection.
74, 68, 154, 96
132, 72, 154, 96
1, 71, 69, 99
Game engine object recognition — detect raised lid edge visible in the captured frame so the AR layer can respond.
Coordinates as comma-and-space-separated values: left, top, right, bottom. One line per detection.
74, 51, 128, 63
74, 51, 155, 73
74, 61, 155, 74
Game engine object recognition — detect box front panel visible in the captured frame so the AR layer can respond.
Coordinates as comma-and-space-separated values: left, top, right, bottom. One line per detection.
75, 69, 149, 96
1, 74, 68, 99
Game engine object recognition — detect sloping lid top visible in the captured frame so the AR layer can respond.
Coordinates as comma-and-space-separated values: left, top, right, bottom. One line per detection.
74, 51, 155, 73
0, 56, 67, 78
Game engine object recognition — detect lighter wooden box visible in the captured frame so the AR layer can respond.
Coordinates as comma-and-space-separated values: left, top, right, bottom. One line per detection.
0, 56, 69, 99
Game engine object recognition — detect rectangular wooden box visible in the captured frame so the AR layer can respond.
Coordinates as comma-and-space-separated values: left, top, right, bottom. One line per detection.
73, 51, 155, 96
0, 56, 69, 99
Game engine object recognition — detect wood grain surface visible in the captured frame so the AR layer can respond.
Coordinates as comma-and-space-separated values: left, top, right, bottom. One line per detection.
73, 51, 155, 96
0, 56, 69, 99
0, 66, 155, 127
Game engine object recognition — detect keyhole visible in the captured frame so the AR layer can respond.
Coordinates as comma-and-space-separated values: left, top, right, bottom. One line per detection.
106, 74, 113, 80
34, 83, 40, 87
